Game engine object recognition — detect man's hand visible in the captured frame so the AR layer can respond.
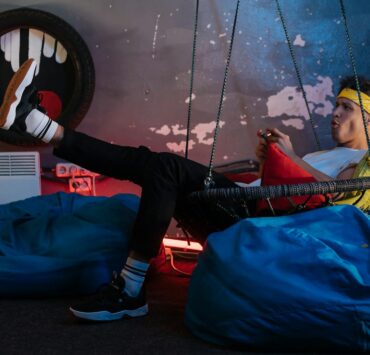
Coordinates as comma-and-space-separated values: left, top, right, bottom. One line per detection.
255, 127, 333, 182
268, 128, 297, 159
256, 128, 296, 161
255, 129, 268, 164
255, 128, 297, 177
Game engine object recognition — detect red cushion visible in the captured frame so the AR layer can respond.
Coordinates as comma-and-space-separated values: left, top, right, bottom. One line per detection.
257, 143, 326, 213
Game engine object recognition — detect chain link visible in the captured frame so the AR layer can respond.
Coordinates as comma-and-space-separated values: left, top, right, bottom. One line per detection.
339, 0, 370, 155
275, 0, 321, 151
206, 0, 240, 187
185, 0, 200, 159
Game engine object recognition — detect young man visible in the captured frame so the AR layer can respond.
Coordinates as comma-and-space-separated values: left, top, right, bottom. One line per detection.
0, 59, 368, 321
255, 77, 370, 182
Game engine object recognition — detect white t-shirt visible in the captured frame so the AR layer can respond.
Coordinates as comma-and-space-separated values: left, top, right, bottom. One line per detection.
236, 147, 366, 187
302, 147, 366, 178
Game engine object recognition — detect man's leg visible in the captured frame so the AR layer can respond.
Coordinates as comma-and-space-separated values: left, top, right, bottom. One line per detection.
54, 130, 239, 321
0, 60, 168, 320
53, 128, 155, 186
53, 131, 237, 255
0, 59, 237, 321
0, 61, 176, 316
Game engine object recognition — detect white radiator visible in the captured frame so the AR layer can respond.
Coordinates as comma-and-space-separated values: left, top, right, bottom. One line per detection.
0, 152, 41, 204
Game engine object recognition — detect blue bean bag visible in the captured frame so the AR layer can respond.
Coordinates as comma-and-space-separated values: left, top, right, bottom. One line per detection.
185, 205, 370, 352
0, 192, 139, 296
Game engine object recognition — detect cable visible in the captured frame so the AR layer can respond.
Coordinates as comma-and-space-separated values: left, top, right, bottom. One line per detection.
165, 247, 193, 276
172, 250, 199, 260
92, 175, 97, 196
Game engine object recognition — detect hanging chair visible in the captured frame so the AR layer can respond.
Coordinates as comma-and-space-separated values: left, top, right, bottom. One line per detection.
184, 0, 370, 351
177, 0, 370, 241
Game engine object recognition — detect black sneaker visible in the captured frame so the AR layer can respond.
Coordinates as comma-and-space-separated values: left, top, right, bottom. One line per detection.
9, 85, 45, 134
69, 273, 148, 321
0, 58, 37, 130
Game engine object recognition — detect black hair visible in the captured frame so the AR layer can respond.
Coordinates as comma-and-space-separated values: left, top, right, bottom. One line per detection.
338, 76, 370, 96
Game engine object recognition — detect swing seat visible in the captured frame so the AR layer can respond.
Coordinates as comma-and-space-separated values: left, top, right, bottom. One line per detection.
185, 204, 370, 351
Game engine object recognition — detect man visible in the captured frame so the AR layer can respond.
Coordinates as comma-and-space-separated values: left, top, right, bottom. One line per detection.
0, 59, 368, 321
255, 77, 369, 182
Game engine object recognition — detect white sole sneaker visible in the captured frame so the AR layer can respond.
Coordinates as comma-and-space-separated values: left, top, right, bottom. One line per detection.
69, 303, 149, 321
0, 58, 37, 130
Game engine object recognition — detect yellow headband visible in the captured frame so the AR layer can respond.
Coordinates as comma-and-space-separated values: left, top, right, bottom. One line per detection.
337, 88, 370, 114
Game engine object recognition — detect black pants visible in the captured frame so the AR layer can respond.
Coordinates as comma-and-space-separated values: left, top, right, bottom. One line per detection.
54, 129, 238, 259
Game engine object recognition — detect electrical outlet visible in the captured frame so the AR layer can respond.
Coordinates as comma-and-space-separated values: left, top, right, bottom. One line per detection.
56, 163, 99, 178
69, 177, 92, 195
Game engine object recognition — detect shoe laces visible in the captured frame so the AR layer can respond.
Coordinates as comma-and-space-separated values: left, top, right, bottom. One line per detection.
28, 87, 47, 114
111, 271, 125, 289
96, 271, 124, 299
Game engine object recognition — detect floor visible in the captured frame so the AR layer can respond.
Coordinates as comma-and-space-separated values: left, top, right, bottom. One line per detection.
0, 254, 254, 355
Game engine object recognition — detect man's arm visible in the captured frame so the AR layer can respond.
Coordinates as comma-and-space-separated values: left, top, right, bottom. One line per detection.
257, 128, 355, 182
336, 164, 357, 180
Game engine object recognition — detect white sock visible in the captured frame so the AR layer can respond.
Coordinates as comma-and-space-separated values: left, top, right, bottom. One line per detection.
120, 257, 149, 297
25, 109, 58, 143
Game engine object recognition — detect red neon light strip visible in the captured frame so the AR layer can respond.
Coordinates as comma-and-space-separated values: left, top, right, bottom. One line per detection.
162, 237, 203, 251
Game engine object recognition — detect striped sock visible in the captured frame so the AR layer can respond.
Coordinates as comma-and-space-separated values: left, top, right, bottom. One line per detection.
25, 109, 58, 143
120, 257, 149, 297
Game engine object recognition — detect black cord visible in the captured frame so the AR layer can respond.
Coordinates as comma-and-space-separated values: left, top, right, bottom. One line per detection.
275, 0, 321, 151
338, 0, 370, 155
206, 0, 241, 189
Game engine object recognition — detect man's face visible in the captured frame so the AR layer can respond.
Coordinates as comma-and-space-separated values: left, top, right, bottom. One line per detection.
331, 97, 369, 148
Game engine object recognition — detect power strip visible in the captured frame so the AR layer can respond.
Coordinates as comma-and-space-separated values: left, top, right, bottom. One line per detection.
55, 163, 99, 178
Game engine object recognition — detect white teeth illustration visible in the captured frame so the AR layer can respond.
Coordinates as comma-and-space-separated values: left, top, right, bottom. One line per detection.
28, 29, 43, 75
0, 29, 68, 74
0, 29, 20, 71
55, 41, 68, 64
43, 33, 56, 58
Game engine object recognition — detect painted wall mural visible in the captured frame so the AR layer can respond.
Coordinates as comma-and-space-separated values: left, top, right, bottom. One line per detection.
0, 0, 369, 168
131, 0, 369, 163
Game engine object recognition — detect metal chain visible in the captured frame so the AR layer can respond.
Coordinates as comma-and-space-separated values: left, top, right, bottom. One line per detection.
185, 0, 200, 159
205, 0, 240, 189
275, 0, 321, 151
339, 0, 370, 154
